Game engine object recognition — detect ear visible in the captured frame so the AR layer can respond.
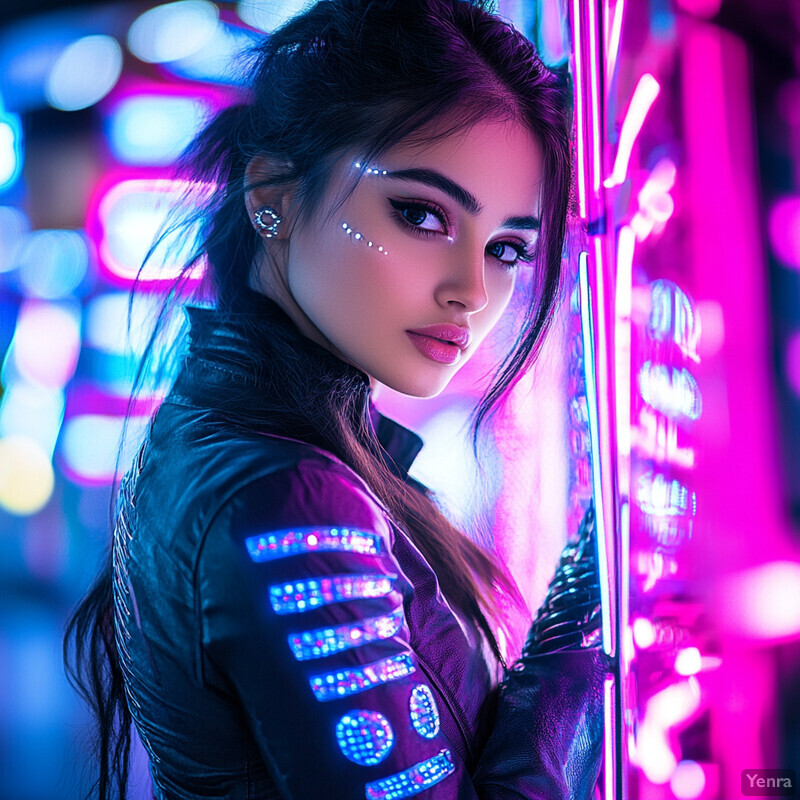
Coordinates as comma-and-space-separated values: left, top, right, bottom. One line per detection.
243, 154, 296, 239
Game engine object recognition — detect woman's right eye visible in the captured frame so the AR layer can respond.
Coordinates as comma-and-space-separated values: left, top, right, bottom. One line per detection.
389, 199, 448, 235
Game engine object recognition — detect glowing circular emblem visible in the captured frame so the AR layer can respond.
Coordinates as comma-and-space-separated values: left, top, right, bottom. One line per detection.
335, 710, 394, 766
409, 683, 440, 739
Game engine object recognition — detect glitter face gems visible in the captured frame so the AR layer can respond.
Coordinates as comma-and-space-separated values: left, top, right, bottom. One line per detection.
335, 710, 395, 766
341, 221, 388, 255
354, 161, 388, 176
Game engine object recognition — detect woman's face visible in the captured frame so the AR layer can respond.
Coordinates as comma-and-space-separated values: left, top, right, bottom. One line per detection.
255, 117, 544, 397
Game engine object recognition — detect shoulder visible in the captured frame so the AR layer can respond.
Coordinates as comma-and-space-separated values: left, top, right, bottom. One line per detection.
134, 398, 391, 552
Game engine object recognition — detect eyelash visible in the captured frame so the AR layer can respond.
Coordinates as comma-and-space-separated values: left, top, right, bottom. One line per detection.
388, 198, 535, 269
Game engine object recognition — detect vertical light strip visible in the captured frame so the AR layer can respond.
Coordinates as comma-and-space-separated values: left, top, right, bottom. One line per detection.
605, 675, 617, 800
571, 0, 588, 219
578, 251, 613, 657
587, 0, 603, 199
615, 226, 634, 474
605, 0, 626, 89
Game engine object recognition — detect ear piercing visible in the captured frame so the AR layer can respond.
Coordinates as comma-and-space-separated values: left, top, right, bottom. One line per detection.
253, 206, 282, 238
341, 222, 388, 255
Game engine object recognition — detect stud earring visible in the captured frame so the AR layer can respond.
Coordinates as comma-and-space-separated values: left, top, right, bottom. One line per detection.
253, 207, 282, 238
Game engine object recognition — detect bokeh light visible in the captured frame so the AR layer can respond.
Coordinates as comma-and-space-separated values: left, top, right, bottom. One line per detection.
127, 1, 219, 64
670, 760, 707, 799
45, 35, 123, 111
90, 177, 208, 285
723, 560, 800, 641
16, 229, 90, 299
675, 646, 702, 676
0, 435, 55, 515
7, 301, 81, 389
0, 382, 65, 456
107, 94, 210, 165
0, 206, 31, 273
768, 195, 800, 270
237, 0, 312, 32
0, 110, 23, 191
164, 20, 258, 84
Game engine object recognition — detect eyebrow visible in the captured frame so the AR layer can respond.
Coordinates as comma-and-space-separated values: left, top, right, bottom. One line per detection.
385, 168, 482, 215
502, 215, 540, 231
384, 168, 540, 231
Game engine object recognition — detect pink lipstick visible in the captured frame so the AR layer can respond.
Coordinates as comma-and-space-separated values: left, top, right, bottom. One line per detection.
406, 324, 471, 365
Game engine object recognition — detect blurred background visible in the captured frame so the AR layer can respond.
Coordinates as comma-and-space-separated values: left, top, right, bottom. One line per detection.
0, 0, 799, 798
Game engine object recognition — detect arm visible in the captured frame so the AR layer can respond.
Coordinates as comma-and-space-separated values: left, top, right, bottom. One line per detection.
197, 457, 484, 799
473, 505, 609, 800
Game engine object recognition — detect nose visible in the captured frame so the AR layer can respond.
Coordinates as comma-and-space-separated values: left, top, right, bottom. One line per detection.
434, 245, 489, 314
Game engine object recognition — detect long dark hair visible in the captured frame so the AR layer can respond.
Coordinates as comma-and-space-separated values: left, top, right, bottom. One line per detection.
64, 0, 572, 797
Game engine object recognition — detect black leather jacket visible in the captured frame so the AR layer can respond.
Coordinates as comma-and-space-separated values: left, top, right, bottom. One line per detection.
113, 293, 606, 799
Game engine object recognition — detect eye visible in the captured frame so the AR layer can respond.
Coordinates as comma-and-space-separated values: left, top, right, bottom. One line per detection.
487, 240, 534, 268
389, 199, 448, 235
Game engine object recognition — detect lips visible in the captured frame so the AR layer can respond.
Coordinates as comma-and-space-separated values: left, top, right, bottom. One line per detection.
406, 324, 471, 351
405, 324, 471, 366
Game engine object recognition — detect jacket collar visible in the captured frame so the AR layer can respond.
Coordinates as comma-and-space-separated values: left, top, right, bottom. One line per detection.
172, 290, 423, 477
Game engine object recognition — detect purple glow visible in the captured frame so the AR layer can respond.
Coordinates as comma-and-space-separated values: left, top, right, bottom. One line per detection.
637, 678, 701, 784
786, 331, 800, 397
676, 0, 723, 18
86, 174, 211, 287
723, 561, 800, 641
11, 301, 81, 389
675, 647, 702, 676
767, 195, 800, 270
633, 617, 656, 648
671, 760, 707, 799
605, 74, 661, 188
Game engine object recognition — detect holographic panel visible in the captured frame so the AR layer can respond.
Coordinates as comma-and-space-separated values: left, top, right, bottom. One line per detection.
269, 574, 396, 615
288, 608, 404, 661
309, 654, 415, 701
365, 749, 456, 799
335, 710, 394, 766
408, 684, 440, 739
245, 527, 381, 563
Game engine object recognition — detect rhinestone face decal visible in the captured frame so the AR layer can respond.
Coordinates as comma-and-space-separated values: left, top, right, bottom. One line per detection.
288, 607, 404, 661
336, 710, 394, 766
245, 527, 380, 563
365, 749, 455, 799
341, 221, 389, 255
309, 653, 415, 702
269, 574, 396, 615
408, 683, 440, 739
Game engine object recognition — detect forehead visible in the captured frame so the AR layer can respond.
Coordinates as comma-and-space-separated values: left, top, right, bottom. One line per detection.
378, 116, 544, 213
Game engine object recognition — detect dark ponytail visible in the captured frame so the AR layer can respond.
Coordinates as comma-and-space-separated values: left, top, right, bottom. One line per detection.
65, 1, 572, 796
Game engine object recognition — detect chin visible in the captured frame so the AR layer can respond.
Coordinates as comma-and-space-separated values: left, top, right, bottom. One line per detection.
375, 369, 453, 399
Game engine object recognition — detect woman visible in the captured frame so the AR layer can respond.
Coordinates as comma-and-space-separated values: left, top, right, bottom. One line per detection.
66, 0, 608, 798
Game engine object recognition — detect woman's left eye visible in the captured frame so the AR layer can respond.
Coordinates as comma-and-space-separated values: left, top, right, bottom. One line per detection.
487, 241, 531, 267
389, 199, 447, 234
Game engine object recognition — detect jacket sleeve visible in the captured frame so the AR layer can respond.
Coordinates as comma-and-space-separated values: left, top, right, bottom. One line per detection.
197, 456, 484, 799
197, 456, 608, 800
